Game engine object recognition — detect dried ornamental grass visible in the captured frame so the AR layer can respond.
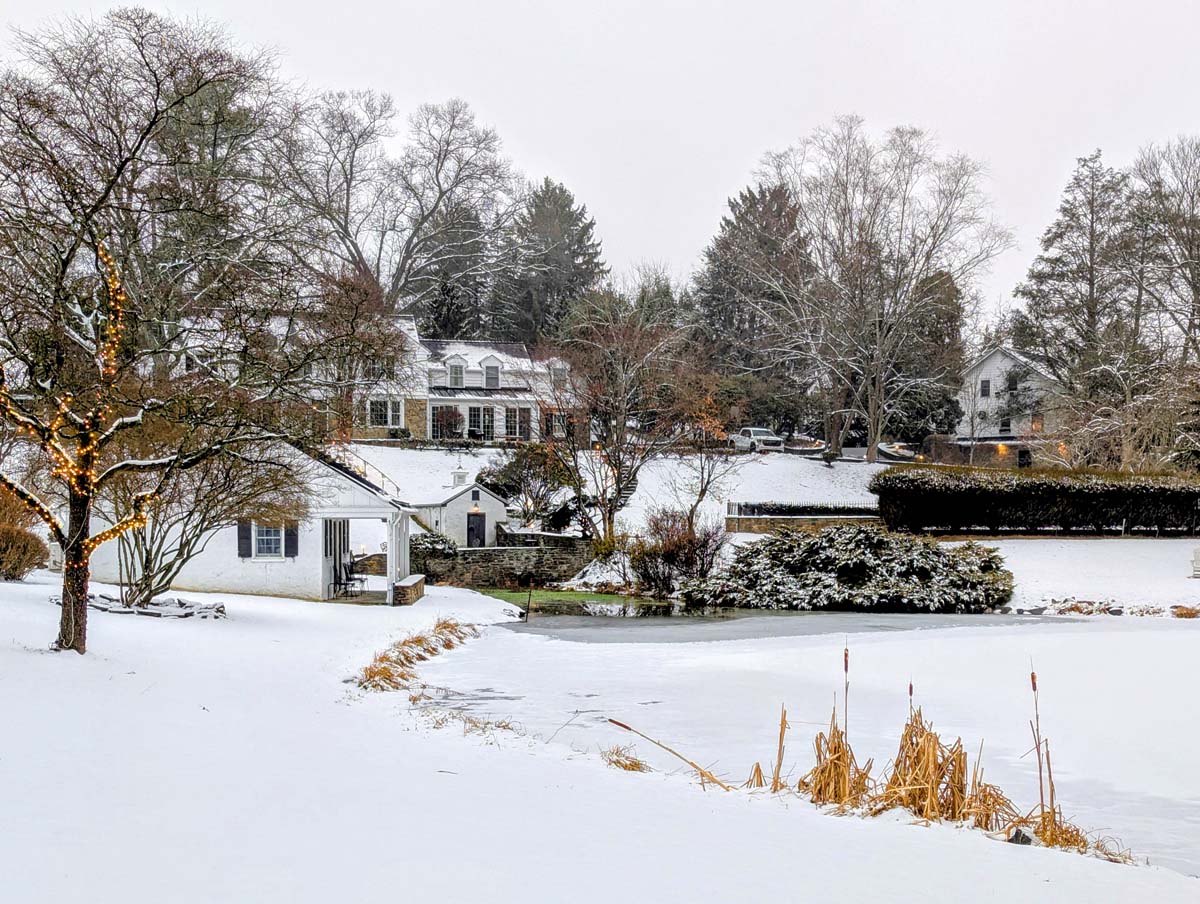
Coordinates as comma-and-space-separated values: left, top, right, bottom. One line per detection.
1173, 605, 1199, 619
356, 619, 477, 691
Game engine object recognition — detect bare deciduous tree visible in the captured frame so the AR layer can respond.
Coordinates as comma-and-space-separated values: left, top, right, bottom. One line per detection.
750, 116, 1011, 461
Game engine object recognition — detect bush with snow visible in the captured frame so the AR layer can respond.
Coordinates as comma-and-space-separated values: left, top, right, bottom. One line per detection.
409, 531, 458, 569
0, 526, 48, 581
679, 525, 1012, 613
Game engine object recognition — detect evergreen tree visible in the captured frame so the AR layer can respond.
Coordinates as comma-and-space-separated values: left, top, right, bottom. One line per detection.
1013, 150, 1141, 394
492, 178, 607, 344
691, 184, 805, 372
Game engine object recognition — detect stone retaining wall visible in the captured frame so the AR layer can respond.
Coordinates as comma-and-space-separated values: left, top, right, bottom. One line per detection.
725, 514, 882, 534
417, 541, 593, 588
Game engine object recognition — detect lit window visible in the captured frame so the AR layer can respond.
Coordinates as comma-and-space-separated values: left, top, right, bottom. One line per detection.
254, 524, 282, 558
1031, 411, 1044, 433
485, 365, 500, 389
449, 364, 465, 388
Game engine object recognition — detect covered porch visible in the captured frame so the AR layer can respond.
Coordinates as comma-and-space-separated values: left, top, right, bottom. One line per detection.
321, 505, 412, 604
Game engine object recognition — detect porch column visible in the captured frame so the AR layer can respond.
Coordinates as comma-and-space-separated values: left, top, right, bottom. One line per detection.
385, 514, 398, 604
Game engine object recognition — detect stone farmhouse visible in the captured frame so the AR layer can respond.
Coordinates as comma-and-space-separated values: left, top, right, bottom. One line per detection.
352, 316, 570, 444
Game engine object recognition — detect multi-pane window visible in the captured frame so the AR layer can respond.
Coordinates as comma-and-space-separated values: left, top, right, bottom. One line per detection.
390, 400, 404, 426
518, 407, 532, 441
366, 356, 395, 380
1030, 412, 1044, 433
505, 407, 518, 437
468, 406, 482, 436
431, 405, 462, 439
254, 523, 282, 558
551, 365, 567, 387
1007, 372, 1020, 392
999, 418, 1012, 434
368, 400, 389, 427
482, 407, 495, 441
485, 365, 500, 389
449, 364, 465, 388
980, 379, 991, 398
552, 412, 568, 437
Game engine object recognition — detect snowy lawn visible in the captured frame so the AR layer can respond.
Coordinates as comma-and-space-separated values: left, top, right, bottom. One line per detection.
3, 570, 1197, 902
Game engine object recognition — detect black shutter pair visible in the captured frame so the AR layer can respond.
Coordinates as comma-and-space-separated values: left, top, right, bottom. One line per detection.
237, 520, 299, 558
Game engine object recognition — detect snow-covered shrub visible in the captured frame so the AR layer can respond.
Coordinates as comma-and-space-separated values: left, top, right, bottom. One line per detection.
0, 526, 48, 581
409, 531, 457, 570
629, 508, 726, 598
871, 465, 1200, 533
679, 525, 1012, 612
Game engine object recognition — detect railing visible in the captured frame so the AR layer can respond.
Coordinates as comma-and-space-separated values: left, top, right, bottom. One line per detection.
327, 443, 408, 503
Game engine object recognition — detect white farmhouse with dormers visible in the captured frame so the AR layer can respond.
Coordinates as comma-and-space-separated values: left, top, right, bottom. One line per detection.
354, 316, 570, 443
955, 346, 1061, 456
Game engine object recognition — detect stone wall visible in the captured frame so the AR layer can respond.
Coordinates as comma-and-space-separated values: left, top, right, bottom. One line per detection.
392, 575, 425, 605
417, 540, 593, 588
405, 399, 427, 440
725, 514, 881, 534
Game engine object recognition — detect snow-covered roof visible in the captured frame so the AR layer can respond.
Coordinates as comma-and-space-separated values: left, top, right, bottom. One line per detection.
412, 482, 509, 508
421, 339, 533, 372
964, 345, 1059, 384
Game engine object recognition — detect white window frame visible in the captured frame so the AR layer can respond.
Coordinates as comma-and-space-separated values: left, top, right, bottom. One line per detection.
551, 365, 567, 387
253, 522, 284, 559
449, 364, 465, 388
389, 399, 404, 427
368, 399, 389, 427
980, 379, 991, 398
505, 406, 518, 438
484, 365, 500, 389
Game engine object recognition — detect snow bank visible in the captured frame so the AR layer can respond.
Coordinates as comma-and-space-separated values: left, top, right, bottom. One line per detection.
3, 571, 1196, 901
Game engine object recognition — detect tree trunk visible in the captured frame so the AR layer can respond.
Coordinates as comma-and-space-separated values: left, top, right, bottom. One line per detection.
56, 493, 91, 653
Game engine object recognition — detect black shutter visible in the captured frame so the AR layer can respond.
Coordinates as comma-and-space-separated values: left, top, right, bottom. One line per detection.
284, 521, 299, 558
237, 520, 252, 558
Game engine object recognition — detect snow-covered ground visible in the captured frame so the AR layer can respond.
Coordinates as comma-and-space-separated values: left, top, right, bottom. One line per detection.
346, 444, 887, 542
3, 571, 1198, 902
424, 614, 1200, 877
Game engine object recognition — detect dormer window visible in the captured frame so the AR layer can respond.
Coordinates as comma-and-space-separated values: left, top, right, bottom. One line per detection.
485, 365, 500, 389
449, 364, 465, 388
551, 365, 567, 387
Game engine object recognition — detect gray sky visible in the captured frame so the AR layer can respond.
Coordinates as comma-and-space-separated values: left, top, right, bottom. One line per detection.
4, 0, 1200, 314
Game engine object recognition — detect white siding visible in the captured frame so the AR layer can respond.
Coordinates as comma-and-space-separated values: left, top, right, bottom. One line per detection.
956, 349, 1058, 439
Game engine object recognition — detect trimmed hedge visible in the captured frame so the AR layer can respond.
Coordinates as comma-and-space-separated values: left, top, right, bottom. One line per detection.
870, 465, 1200, 533
679, 525, 1012, 612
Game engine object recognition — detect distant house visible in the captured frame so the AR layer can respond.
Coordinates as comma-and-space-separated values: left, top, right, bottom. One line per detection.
88, 448, 418, 603
948, 346, 1062, 466
354, 316, 571, 443
410, 464, 510, 548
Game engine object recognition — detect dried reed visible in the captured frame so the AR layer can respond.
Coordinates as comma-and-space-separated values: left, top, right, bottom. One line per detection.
797, 708, 873, 808
1174, 605, 1199, 619
771, 704, 788, 792
608, 718, 733, 790
602, 744, 651, 772
871, 708, 967, 820
744, 762, 767, 789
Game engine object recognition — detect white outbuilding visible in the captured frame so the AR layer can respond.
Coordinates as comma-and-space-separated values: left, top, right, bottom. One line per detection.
88, 449, 417, 603
410, 464, 510, 547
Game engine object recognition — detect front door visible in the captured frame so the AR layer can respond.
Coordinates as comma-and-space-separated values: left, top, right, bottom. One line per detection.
466, 512, 486, 548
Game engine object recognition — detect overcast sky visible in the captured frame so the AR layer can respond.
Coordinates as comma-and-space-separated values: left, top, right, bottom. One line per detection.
3, 0, 1199, 315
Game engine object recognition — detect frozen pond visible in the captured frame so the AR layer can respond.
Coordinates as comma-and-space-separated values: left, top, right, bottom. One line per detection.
505, 610, 1068, 643
425, 616, 1200, 877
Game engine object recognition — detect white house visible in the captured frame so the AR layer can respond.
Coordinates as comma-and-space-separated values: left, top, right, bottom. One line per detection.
88, 449, 417, 603
410, 464, 511, 547
956, 346, 1061, 445
355, 316, 570, 443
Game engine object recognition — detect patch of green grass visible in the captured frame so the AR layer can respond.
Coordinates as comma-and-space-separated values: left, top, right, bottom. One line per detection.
479, 587, 659, 607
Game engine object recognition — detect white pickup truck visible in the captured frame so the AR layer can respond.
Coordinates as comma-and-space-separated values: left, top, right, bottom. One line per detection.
728, 427, 784, 452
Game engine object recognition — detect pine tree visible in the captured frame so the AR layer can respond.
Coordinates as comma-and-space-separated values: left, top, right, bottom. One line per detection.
691, 183, 805, 372
1013, 150, 1140, 394
492, 178, 607, 344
